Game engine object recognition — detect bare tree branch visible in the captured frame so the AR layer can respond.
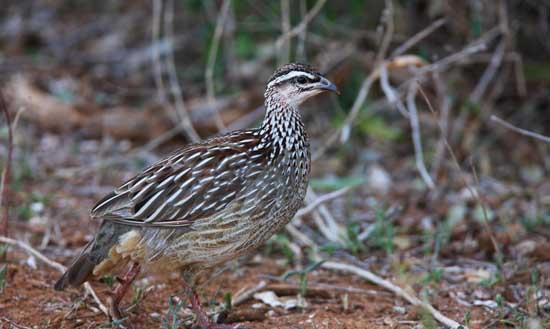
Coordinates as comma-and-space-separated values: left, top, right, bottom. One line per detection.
0, 91, 12, 238
275, 0, 327, 50
407, 82, 435, 189
205, 0, 232, 131
391, 18, 446, 57
164, 0, 201, 142
490, 115, 550, 143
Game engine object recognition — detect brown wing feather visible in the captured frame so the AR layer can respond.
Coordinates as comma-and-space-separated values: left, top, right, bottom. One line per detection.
91, 130, 268, 227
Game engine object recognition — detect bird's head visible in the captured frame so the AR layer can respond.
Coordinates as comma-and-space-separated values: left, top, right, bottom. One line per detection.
266, 63, 339, 107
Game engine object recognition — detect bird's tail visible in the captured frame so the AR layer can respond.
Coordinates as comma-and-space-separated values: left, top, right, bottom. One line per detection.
54, 221, 130, 290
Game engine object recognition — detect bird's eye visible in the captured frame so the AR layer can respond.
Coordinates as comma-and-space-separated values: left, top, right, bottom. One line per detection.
296, 76, 308, 84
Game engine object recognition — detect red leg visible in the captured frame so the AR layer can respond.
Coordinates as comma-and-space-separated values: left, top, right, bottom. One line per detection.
183, 282, 244, 329
108, 262, 141, 321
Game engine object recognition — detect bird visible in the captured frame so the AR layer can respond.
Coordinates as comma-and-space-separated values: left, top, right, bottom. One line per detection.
54, 63, 338, 329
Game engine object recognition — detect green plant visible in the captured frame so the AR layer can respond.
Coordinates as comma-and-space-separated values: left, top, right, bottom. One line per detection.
422, 267, 443, 284
420, 307, 437, 329
341, 222, 366, 255
100, 275, 116, 288
163, 296, 185, 329
282, 260, 325, 299
223, 292, 232, 311
267, 233, 295, 264
0, 265, 7, 293
462, 310, 471, 327
368, 208, 394, 255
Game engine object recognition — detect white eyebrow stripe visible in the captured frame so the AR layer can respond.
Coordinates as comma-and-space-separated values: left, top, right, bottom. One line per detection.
267, 71, 315, 87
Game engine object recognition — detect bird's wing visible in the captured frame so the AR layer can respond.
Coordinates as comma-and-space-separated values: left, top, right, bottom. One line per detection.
91, 131, 268, 227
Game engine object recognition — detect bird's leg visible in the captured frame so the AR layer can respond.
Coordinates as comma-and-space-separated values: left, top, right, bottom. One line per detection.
108, 262, 141, 321
182, 282, 241, 329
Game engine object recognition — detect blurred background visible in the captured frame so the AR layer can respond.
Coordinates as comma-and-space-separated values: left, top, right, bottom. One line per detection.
0, 1, 549, 328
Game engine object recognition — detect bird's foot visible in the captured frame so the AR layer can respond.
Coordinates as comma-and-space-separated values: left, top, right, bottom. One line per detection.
187, 291, 247, 329
107, 262, 142, 329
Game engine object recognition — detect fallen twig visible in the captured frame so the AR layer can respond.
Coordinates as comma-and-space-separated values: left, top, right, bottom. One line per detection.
306, 187, 344, 244
490, 115, 550, 143
231, 280, 267, 307
0, 236, 109, 316
322, 261, 466, 329
0, 317, 32, 329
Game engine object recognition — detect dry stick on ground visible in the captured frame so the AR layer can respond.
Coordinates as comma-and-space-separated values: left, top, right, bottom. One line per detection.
0, 317, 32, 329
205, 0, 232, 132
322, 262, 466, 329
0, 236, 109, 317
490, 115, 550, 143
0, 92, 12, 238
164, 0, 201, 142
305, 187, 345, 244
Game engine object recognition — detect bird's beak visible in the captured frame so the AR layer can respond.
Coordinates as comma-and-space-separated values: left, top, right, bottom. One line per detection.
317, 77, 340, 95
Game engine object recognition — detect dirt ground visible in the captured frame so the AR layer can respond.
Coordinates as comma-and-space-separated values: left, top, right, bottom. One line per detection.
1, 255, 490, 329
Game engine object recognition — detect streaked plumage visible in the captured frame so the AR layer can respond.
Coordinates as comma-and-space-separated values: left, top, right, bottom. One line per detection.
54, 63, 337, 328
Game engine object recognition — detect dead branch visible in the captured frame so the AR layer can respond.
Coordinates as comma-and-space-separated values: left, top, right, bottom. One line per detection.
314, 0, 394, 159
152, 0, 168, 107
376, 0, 395, 63
469, 40, 506, 104
379, 63, 409, 118
306, 187, 344, 244
0, 91, 12, 238
295, 185, 353, 218
406, 82, 435, 189
164, 0, 201, 142
490, 115, 550, 143
430, 72, 452, 178
391, 18, 447, 57
285, 222, 316, 247
231, 280, 267, 307
275, 0, 327, 50
0, 317, 32, 329
0, 236, 109, 316
322, 261, 466, 329
279, 0, 291, 64
205, 0, 232, 131
296, 0, 308, 61
417, 86, 505, 274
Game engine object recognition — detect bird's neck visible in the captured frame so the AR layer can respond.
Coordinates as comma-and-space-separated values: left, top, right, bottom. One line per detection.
259, 89, 308, 153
